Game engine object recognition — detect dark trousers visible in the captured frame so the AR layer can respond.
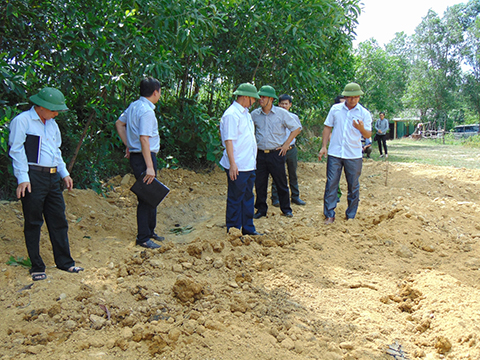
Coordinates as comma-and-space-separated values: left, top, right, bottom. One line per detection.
130, 152, 158, 243
377, 135, 388, 155
255, 150, 291, 214
271, 145, 300, 202
21, 170, 75, 273
324, 155, 363, 219
225, 170, 256, 234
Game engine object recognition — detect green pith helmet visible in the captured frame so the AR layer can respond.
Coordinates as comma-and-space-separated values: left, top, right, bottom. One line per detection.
341, 82, 364, 97
29, 87, 69, 111
233, 83, 260, 99
258, 85, 278, 99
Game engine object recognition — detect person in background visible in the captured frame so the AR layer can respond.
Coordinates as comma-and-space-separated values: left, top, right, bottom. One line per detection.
375, 112, 389, 158
116, 77, 164, 249
219, 83, 261, 236
270, 94, 305, 207
251, 85, 301, 219
318, 83, 372, 224
362, 136, 372, 158
9, 87, 84, 281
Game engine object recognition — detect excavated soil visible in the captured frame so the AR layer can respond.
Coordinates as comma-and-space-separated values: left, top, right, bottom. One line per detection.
1, 160, 480, 360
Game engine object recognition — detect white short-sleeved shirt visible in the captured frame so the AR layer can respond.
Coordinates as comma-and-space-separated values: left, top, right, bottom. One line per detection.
325, 102, 372, 159
219, 101, 257, 171
118, 97, 160, 153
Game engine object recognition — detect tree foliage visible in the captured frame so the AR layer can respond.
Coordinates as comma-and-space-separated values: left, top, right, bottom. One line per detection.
0, 0, 361, 199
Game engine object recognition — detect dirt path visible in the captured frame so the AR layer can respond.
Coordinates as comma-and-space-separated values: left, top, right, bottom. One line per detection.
1, 155, 480, 359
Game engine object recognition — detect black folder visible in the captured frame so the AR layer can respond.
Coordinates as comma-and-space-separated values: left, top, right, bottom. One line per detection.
24, 134, 41, 163
130, 174, 170, 208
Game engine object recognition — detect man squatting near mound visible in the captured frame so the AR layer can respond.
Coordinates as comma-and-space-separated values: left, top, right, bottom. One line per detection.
116, 77, 165, 249
219, 83, 262, 236
251, 85, 301, 219
319, 82, 372, 225
9, 87, 84, 281
270, 94, 306, 207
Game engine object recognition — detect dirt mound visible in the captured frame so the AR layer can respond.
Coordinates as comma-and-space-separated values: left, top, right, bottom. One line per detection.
1, 161, 480, 359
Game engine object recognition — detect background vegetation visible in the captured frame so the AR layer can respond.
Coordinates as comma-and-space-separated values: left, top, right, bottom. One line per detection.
0, 0, 479, 199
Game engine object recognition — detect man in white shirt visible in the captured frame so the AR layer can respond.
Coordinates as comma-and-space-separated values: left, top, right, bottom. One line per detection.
9, 87, 83, 281
318, 83, 372, 224
219, 83, 261, 236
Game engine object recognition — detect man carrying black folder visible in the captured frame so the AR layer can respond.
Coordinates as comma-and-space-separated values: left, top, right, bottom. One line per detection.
8, 87, 84, 281
115, 77, 164, 249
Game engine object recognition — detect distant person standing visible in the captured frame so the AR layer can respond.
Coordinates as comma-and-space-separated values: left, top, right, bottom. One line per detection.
252, 85, 301, 219
116, 77, 164, 249
375, 112, 389, 158
270, 94, 305, 207
318, 83, 372, 224
219, 83, 261, 236
9, 87, 84, 281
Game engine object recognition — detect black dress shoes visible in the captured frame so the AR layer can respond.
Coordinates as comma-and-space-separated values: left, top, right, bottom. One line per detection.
253, 212, 266, 219
242, 230, 264, 236
282, 211, 293, 217
151, 234, 165, 242
137, 239, 161, 249
292, 198, 306, 205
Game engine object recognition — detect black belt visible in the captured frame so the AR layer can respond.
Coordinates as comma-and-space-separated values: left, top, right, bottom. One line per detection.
259, 149, 279, 154
29, 165, 57, 174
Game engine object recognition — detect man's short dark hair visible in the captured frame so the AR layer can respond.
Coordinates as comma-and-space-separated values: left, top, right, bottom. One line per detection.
278, 94, 293, 103
140, 77, 161, 97
380, 111, 385, 115
334, 95, 345, 104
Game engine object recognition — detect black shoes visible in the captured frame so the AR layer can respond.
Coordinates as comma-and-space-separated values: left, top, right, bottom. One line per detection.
137, 239, 161, 249
292, 198, 306, 205
253, 212, 266, 219
151, 233, 165, 242
272, 201, 280, 207
242, 230, 264, 236
282, 211, 293, 218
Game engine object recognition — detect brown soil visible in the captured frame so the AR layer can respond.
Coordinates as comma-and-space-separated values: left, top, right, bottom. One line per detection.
1, 160, 480, 360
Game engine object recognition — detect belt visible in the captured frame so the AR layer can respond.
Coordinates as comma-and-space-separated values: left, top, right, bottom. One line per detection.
259, 149, 278, 154
29, 165, 57, 174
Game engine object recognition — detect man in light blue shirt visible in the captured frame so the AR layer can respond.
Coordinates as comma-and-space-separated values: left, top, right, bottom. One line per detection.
9, 87, 83, 281
318, 83, 372, 224
220, 83, 261, 235
116, 77, 163, 249
375, 112, 389, 158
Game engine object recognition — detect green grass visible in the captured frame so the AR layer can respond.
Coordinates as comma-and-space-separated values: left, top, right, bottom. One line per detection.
298, 136, 480, 169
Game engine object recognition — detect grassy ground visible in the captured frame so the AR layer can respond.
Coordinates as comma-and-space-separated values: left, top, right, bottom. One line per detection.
298, 137, 480, 169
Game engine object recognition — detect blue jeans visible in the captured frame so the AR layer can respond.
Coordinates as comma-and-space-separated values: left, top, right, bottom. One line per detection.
225, 170, 256, 234
324, 155, 363, 219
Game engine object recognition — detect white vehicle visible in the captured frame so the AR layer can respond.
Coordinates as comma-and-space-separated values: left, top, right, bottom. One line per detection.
453, 124, 479, 139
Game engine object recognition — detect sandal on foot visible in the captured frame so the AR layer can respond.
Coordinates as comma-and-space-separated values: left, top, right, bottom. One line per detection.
66, 266, 84, 273
32, 272, 47, 281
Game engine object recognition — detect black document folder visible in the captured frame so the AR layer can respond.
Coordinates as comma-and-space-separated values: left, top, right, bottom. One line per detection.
130, 174, 170, 208
24, 134, 41, 163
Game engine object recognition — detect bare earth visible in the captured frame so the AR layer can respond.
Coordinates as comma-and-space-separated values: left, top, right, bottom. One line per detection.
1, 159, 480, 360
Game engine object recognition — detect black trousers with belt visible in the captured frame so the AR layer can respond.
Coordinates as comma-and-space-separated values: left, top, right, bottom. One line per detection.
130, 152, 158, 243
21, 169, 75, 273
255, 149, 292, 215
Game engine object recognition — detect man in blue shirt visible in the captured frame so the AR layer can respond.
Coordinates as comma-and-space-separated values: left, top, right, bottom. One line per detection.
318, 83, 372, 224
116, 77, 163, 249
9, 87, 84, 281
375, 112, 389, 158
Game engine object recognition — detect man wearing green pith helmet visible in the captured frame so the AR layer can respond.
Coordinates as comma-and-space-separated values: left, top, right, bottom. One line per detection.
8, 87, 84, 281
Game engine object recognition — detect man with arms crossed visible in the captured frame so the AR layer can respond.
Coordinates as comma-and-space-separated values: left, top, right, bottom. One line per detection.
318, 83, 372, 224
116, 77, 163, 249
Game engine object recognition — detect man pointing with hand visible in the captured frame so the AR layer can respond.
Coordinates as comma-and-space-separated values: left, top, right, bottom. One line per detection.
318, 83, 372, 224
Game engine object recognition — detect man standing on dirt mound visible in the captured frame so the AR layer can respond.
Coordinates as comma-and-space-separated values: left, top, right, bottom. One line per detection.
219, 83, 261, 236
251, 85, 302, 219
116, 77, 163, 249
9, 87, 84, 281
319, 83, 372, 224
